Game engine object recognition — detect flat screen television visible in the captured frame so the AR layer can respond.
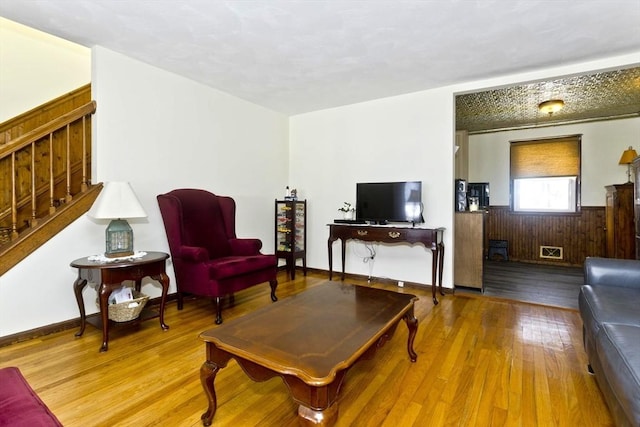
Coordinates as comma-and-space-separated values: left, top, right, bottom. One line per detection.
356, 181, 424, 224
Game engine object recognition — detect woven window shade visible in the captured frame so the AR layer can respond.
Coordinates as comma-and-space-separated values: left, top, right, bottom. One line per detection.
511, 136, 581, 178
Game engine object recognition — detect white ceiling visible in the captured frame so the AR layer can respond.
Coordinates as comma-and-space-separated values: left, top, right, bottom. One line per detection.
1, 1, 639, 115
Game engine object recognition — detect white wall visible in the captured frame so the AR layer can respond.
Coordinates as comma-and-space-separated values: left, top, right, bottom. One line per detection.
468, 118, 640, 206
0, 17, 90, 122
1, 19, 638, 337
289, 88, 455, 288
0, 46, 288, 337
290, 53, 640, 290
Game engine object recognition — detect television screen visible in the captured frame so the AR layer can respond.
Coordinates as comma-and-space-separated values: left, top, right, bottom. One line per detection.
356, 181, 423, 224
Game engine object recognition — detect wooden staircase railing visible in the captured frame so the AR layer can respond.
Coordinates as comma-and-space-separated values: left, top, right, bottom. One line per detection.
0, 86, 98, 276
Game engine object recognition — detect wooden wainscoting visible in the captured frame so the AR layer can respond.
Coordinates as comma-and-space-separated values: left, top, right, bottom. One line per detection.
486, 206, 606, 266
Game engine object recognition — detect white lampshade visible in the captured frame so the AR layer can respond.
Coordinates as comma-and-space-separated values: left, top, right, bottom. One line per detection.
88, 182, 147, 220
88, 182, 147, 258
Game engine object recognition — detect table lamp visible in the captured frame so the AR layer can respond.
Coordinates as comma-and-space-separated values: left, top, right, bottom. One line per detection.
87, 182, 147, 258
618, 146, 638, 183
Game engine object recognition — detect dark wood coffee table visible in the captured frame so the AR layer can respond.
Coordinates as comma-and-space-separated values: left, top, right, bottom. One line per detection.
199, 282, 418, 426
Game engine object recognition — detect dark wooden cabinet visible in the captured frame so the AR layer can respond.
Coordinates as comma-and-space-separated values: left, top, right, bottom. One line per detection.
605, 183, 635, 259
275, 199, 306, 279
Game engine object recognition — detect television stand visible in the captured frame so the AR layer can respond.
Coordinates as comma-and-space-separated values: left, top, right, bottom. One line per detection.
327, 223, 445, 304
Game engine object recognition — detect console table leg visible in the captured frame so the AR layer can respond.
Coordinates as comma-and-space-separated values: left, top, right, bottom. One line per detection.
298, 403, 338, 426
438, 242, 445, 296
431, 248, 439, 305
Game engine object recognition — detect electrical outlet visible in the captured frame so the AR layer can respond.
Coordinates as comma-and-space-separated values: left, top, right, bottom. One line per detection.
398, 281, 404, 288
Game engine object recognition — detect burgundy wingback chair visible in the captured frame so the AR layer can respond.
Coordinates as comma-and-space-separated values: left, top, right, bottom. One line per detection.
157, 189, 277, 324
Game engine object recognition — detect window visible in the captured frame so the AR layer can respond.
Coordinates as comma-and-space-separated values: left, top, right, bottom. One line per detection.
510, 135, 581, 213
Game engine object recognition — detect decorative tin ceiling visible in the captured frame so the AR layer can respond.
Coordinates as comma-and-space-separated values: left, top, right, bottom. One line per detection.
456, 67, 640, 134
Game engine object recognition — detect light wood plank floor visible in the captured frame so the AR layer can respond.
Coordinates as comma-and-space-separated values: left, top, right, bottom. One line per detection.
0, 271, 612, 426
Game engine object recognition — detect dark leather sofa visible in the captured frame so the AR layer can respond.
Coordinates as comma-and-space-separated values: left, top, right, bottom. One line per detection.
579, 257, 640, 426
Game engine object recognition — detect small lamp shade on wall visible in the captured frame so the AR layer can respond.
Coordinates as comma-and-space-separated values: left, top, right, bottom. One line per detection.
618, 146, 638, 183
87, 182, 147, 257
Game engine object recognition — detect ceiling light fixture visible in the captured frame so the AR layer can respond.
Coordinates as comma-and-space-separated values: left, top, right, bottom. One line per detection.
538, 99, 565, 115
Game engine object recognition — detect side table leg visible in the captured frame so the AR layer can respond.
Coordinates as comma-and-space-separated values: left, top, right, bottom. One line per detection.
73, 276, 88, 337
403, 309, 419, 362
152, 272, 170, 330
97, 283, 111, 352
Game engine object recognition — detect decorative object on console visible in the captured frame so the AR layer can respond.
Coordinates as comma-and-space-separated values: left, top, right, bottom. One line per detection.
338, 202, 355, 220
618, 146, 638, 183
87, 182, 147, 258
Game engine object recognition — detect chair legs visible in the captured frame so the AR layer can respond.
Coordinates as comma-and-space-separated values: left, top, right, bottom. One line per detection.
177, 292, 184, 310
213, 281, 277, 325
214, 297, 223, 325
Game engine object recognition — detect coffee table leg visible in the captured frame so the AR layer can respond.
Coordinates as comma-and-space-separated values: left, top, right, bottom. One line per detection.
200, 361, 220, 426
298, 403, 338, 426
403, 310, 418, 362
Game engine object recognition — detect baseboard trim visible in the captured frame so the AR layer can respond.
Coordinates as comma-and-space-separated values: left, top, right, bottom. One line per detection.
0, 294, 177, 348
0, 270, 450, 348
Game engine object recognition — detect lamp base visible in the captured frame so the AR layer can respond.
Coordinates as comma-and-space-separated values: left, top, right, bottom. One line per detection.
105, 219, 134, 258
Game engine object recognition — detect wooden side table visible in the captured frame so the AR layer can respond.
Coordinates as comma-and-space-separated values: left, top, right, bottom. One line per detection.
71, 251, 170, 352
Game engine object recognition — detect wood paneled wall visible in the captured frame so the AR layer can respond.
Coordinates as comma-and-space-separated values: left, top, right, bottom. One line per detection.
0, 86, 94, 237
485, 206, 606, 266
0, 84, 91, 146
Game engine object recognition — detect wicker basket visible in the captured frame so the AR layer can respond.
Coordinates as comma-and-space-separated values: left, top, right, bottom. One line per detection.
98, 290, 149, 322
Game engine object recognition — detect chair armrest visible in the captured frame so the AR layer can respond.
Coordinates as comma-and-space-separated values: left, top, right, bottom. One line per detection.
229, 238, 262, 256
584, 257, 640, 289
177, 246, 209, 262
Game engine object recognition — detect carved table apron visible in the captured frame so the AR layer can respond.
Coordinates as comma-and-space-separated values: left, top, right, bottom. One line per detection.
327, 224, 445, 304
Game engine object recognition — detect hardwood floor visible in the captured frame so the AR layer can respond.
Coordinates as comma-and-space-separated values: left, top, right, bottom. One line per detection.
458, 260, 584, 310
0, 270, 612, 426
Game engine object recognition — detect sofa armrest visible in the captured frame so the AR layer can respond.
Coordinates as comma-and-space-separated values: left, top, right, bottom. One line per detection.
584, 256, 640, 289
229, 238, 262, 256
177, 246, 209, 262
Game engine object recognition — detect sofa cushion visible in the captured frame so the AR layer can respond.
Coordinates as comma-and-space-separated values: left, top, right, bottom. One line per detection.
595, 324, 640, 426
0, 367, 62, 426
579, 285, 640, 338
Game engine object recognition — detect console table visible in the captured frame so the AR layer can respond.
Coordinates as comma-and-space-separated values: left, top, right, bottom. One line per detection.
71, 251, 170, 352
328, 224, 445, 304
